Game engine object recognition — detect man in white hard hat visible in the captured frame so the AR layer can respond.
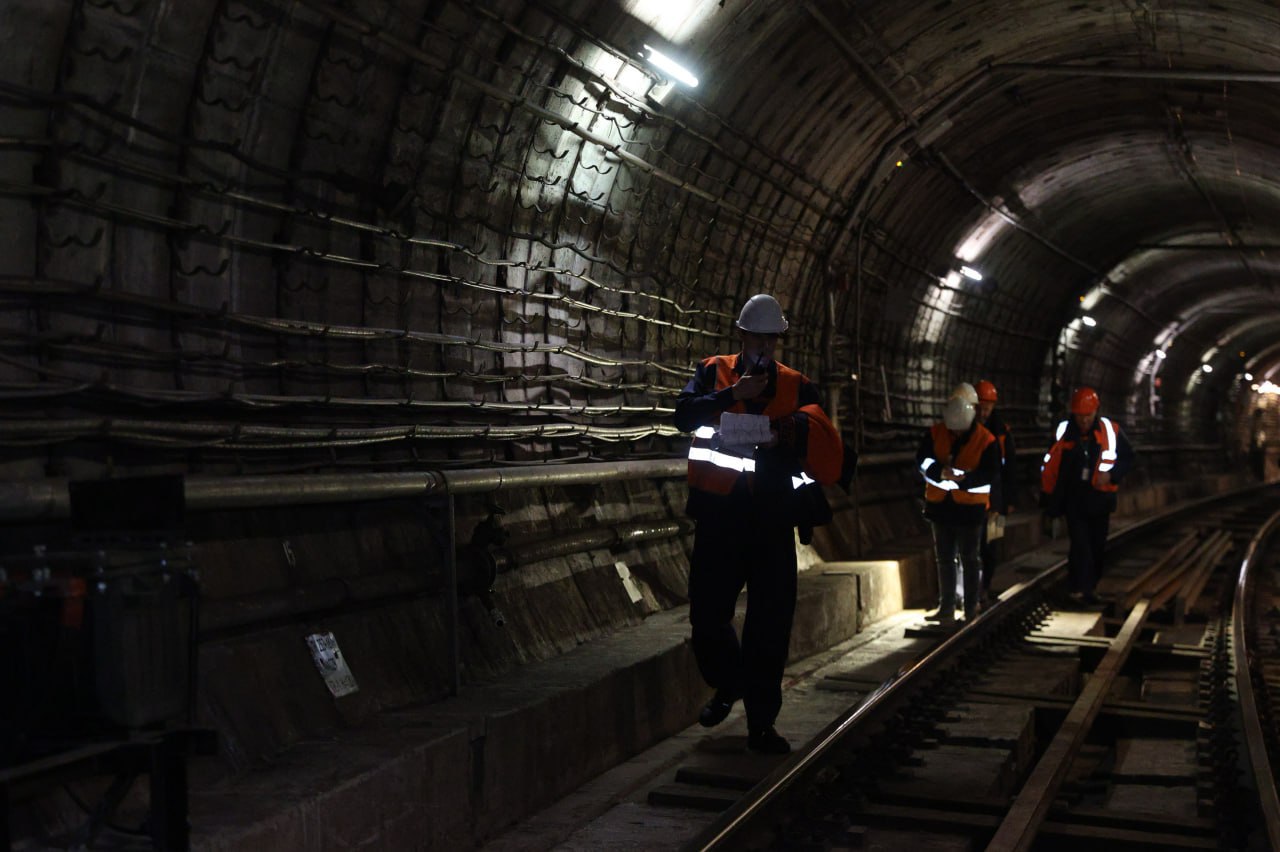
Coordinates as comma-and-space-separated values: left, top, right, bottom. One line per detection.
951, 382, 978, 406
674, 294, 843, 755
917, 392, 1000, 626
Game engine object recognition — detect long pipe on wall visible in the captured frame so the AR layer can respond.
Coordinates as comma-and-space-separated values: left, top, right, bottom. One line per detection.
0, 459, 689, 521
0, 444, 1217, 523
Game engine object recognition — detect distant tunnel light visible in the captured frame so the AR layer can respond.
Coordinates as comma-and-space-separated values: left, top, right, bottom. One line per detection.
1202, 364, 1213, 373
1246, 372, 1254, 381
959, 265, 983, 281
1080, 315, 1097, 327
1154, 349, 1167, 360
643, 45, 698, 87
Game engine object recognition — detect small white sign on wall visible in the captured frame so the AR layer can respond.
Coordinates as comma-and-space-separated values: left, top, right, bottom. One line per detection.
614, 560, 644, 604
305, 632, 360, 697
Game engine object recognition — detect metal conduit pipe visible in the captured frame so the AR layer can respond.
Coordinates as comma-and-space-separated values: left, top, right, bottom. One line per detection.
997, 63, 1280, 84
0, 446, 1224, 522
196, 518, 692, 635
0, 460, 688, 521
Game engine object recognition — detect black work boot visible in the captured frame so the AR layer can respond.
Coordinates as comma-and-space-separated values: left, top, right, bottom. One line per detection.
698, 691, 738, 728
747, 726, 791, 755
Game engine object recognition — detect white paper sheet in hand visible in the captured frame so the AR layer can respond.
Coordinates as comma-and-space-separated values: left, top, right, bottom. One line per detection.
719, 412, 772, 450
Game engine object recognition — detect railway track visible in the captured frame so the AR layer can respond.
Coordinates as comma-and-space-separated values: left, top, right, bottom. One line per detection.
665, 486, 1280, 851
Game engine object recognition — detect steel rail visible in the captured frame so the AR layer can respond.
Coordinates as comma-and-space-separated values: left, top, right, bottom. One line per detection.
1233, 508, 1280, 851
685, 482, 1277, 851
986, 600, 1150, 851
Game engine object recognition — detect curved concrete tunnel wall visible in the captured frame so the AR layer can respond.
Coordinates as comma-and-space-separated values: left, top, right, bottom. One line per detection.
5, 0, 1280, 838
9, 1, 1280, 472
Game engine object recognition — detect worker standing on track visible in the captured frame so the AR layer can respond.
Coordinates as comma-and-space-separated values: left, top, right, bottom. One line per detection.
674, 294, 843, 755
918, 388, 1000, 626
974, 380, 1016, 604
1040, 387, 1136, 604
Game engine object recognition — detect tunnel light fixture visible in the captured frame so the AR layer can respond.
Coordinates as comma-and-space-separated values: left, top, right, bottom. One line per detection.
1246, 372, 1254, 381
642, 45, 698, 88
1081, 315, 1097, 327
958, 265, 983, 282
1202, 364, 1213, 373
1154, 349, 1167, 360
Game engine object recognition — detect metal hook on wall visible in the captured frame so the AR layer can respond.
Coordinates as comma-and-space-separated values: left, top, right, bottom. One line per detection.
84, 0, 149, 14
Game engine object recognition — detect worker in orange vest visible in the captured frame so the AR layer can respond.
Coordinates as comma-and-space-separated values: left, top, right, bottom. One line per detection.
674, 294, 842, 755
1040, 387, 1136, 604
918, 391, 1000, 625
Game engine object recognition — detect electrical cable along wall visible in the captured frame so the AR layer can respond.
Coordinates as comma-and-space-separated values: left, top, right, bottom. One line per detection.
0, 0, 846, 480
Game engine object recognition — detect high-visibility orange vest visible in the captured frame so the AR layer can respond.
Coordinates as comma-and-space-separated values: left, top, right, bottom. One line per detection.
921, 423, 995, 508
1041, 416, 1121, 494
686, 355, 841, 495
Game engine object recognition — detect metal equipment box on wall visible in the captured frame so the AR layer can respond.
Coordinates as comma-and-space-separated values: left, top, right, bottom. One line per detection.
0, 475, 197, 762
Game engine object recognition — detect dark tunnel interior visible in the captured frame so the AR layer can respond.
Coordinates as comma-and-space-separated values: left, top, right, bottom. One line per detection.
3, 0, 1280, 848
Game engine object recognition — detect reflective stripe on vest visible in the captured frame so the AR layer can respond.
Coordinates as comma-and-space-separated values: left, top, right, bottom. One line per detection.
1097, 416, 1118, 472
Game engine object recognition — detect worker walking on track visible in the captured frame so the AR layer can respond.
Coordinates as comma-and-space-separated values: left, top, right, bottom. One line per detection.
674, 294, 843, 755
1040, 387, 1136, 604
918, 389, 1000, 626
974, 380, 1016, 603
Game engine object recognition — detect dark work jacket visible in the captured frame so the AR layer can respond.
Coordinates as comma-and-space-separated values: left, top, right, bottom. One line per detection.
981, 412, 1018, 514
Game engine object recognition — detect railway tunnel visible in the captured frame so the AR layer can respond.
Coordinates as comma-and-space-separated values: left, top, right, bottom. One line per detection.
2, 0, 1280, 849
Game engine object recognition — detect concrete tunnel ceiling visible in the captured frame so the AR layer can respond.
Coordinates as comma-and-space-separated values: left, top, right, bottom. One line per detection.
6, 0, 1280, 477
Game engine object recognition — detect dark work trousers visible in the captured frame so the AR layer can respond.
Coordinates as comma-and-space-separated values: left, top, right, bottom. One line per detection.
688, 510, 797, 732
960, 517, 1000, 607
978, 516, 1000, 596
1066, 509, 1111, 594
932, 521, 982, 619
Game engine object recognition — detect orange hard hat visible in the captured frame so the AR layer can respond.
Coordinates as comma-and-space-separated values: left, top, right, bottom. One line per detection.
1070, 387, 1100, 415
975, 380, 998, 402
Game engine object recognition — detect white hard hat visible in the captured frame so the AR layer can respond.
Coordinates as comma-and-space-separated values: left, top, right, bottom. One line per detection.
943, 396, 975, 431
950, 382, 978, 405
735, 294, 789, 334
